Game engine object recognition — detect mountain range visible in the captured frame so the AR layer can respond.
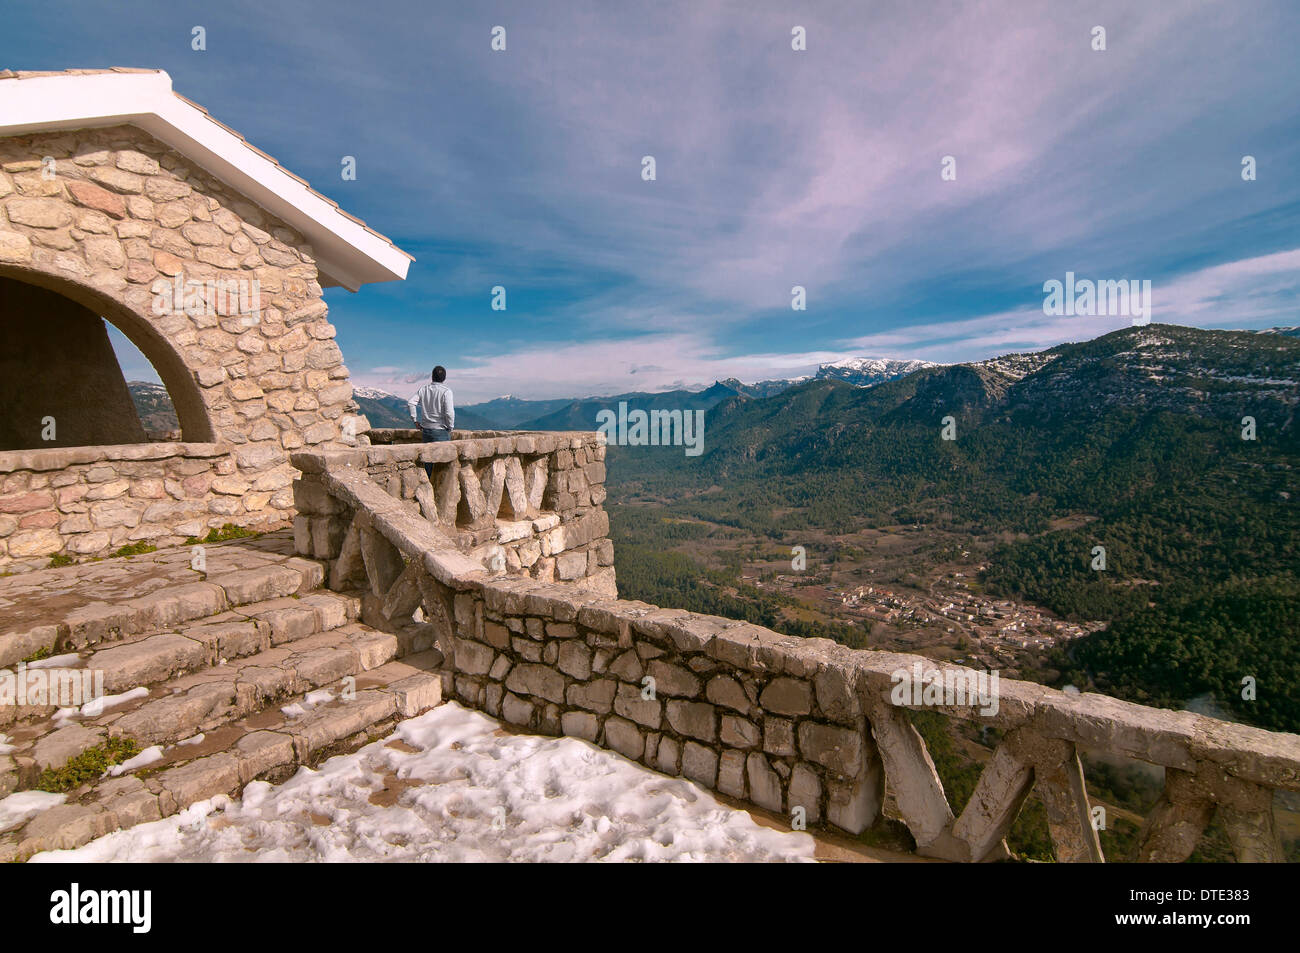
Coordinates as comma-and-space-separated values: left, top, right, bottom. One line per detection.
129, 330, 1298, 440
127, 381, 179, 434
345, 355, 939, 431
814, 357, 938, 386
127, 356, 936, 435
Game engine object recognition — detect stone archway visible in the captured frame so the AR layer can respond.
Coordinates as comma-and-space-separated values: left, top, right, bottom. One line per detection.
0, 124, 358, 457
0, 267, 216, 449
0, 123, 366, 568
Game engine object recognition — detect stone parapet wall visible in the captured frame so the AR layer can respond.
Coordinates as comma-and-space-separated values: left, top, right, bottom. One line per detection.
293, 455, 881, 835
454, 581, 885, 834
295, 448, 1300, 862
302, 444, 881, 832
0, 442, 295, 570
292, 431, 614, 595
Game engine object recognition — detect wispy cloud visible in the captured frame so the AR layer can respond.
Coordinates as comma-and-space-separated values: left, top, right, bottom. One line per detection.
17, 0, 1295, 396
361, 332, 844, 403
356, 246, 1300, 400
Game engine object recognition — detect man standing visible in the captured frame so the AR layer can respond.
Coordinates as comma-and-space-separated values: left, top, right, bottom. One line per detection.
409, 365, 455, 479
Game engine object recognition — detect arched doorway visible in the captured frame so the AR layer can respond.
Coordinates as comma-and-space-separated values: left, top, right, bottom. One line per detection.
0, 267, 215, 449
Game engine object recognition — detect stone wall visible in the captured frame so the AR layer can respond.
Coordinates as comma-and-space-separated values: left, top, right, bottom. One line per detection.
292, 449, 882, 834
452, 580, 885, 834
0, 124, 368, 568
0, 442, 292, 569
297, 443, 879, 831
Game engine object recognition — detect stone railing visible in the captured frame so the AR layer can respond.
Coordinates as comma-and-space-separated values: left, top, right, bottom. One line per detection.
0, 441, 296, 571
292, 431, 614, 596
363, 427, 436, 444
291, 441, 1300, 863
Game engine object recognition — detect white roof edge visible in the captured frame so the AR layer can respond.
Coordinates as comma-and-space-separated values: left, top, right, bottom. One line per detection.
0, 70, 412, 291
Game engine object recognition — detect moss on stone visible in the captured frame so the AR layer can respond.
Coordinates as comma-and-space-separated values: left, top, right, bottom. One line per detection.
36, 736, 138, 793
185, 523, 259, 545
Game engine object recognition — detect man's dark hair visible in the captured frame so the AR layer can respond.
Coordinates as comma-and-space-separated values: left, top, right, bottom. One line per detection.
432, 365, 447, 383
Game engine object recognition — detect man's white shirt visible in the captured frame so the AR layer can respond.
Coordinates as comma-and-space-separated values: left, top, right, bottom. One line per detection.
409, 381, 455, 430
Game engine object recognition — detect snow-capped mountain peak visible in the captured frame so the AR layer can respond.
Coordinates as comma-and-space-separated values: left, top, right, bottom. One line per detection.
353, 385, 402, 401
814, 357, 940, 387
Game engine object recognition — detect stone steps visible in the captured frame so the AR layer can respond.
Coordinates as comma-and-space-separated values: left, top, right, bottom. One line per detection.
0, 536, 447, 860
0, 551, 327, 668
1, 609, 400, 790
0, 588, 363, 736
0, 652, 443, 861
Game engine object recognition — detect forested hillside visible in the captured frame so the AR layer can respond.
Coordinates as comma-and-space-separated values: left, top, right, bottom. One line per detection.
606, 325, 1300, 733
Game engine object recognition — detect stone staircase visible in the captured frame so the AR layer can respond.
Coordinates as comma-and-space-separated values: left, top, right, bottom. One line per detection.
0, 531, 443, 861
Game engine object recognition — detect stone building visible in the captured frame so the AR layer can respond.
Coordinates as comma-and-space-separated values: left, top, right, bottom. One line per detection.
0, 69, 412, 570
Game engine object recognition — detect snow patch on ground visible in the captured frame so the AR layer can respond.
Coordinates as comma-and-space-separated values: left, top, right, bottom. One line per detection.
281, 688, 334, 719
53, 686, 149, 725
0, 790, 66, 834
31, 703, 817, 863
83, 686, 150, 717
109, 745, 164, 777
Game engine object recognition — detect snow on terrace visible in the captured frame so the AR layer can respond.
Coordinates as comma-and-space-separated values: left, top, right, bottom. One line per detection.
29, 703, 817, 863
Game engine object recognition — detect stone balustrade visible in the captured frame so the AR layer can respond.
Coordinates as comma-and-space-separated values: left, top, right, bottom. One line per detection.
292, 431, 614, 596
291, 441, 1300, 863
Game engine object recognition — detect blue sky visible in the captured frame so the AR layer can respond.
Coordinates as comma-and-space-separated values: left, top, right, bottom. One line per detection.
5, 0, 1299, 403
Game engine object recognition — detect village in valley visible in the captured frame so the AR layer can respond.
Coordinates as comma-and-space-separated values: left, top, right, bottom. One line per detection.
749, 568, 1101, 672
721, 524, 1106, 681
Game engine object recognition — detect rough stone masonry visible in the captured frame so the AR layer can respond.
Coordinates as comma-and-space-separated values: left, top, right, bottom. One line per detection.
0, 125, 366, 570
